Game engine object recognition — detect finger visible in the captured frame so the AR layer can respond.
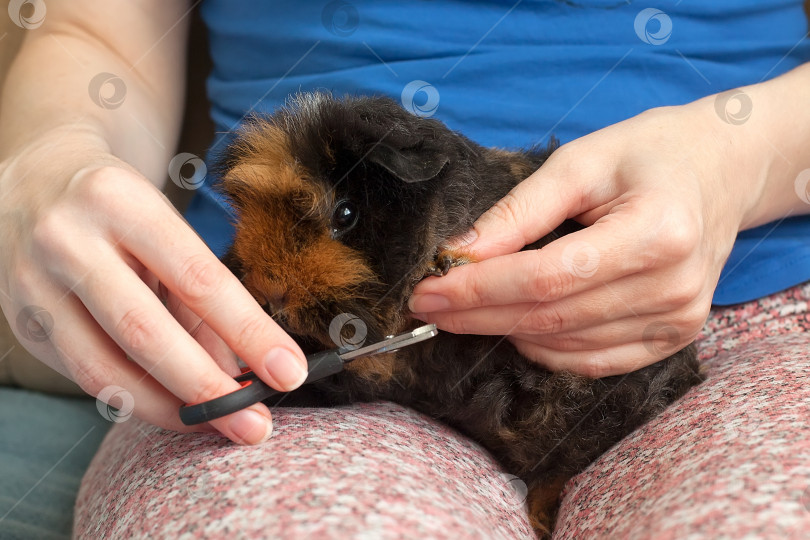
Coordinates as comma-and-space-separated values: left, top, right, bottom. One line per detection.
128, 270, 238, 374
452, 147, 612, 260
130, 258, 162, 297
190, 320, 241, 376
106, 186, 308, 392
412, 270, 691, 335
411, 206, 666, 312
509, 293, 707, 352
19, 285, 216, 435
166, 290, 240, 377
507, 337, 692, 378
415, 303, 640, 340
67, 246, 275, 444
509, 313, 699, 352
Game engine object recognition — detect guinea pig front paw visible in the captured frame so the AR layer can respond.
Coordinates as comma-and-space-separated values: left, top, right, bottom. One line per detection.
426, 248, 474, 277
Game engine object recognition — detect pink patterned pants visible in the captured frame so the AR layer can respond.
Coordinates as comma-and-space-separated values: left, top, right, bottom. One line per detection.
74, 282, 810, 539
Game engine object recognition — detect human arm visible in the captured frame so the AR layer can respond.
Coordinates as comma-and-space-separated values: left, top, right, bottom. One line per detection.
0, 0, 308, 443
410, 62, 810, 377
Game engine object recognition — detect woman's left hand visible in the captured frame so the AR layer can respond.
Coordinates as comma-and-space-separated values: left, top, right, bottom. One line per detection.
409, 66, 810, 377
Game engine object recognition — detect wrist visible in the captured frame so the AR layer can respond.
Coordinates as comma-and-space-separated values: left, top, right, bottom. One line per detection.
701, 63, 810, 231
0, 123, 130, 199
678, 94, 766, 234
0, 120, 109, 163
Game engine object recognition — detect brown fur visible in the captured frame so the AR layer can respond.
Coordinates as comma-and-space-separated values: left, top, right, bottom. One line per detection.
528, 476, 572, 535
427, 247, 476, 276
491, 148, 538, 179
222, 126, 382, 344
344, 354, 399, 385
216, 93, 703, 538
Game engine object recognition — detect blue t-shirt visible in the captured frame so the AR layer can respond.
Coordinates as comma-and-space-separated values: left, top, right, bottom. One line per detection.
186, 0, 810, 306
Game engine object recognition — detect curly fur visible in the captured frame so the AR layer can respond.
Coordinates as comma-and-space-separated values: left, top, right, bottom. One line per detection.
216, 93, 703, 537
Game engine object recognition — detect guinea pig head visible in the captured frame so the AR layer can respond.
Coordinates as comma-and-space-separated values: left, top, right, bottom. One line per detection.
217, 93, 476, 349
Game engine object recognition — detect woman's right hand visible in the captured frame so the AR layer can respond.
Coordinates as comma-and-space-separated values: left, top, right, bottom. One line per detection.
0, 128, 308, 445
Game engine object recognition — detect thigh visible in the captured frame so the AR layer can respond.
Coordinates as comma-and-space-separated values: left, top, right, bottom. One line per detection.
555, 284, 810, 539
0, 388, 110, 540
74, 402, 534, 539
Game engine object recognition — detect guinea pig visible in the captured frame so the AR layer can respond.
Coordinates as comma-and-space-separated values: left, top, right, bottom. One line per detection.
215, 92, 703, 537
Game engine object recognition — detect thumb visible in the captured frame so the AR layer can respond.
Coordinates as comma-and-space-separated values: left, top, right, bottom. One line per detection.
448, 165, 582, 260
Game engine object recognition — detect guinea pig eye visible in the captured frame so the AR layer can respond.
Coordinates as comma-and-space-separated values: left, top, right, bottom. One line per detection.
331, 199, 359, 236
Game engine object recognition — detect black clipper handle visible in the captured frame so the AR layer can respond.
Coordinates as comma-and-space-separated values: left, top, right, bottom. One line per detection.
179, 349, 346, 426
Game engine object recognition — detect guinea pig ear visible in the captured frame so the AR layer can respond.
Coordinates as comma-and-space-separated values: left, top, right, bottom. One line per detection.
366, 143, 449, 184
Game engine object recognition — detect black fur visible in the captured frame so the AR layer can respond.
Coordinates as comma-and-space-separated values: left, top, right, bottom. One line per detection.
218, 93, 703, 537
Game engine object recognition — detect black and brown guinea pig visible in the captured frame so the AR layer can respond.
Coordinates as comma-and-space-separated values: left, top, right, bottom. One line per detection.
215, 92, 703, 537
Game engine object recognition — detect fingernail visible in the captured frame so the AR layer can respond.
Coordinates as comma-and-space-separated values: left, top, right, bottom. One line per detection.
409, 294, 451, 312
410, 312, 428, 321
229, 409, 273, 445
444, 229, 478, 249
264, 347, 308, 391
